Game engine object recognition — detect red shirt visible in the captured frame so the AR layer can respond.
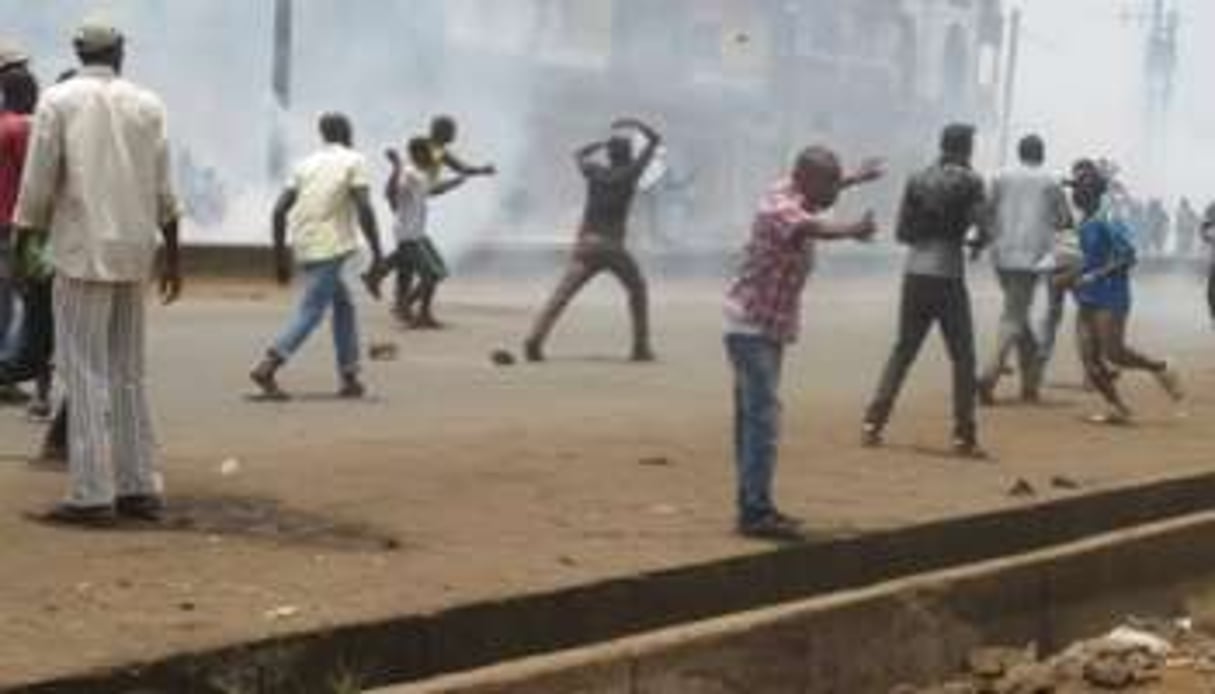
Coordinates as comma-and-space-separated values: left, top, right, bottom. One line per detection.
0, 110, 32, 228
725, 181, 820, 343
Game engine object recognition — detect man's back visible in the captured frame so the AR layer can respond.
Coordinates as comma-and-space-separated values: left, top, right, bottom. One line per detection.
287, 144, 368, 263
16, 66, 176, 281
580, 163, 639, 243
989, 165, 1071, 270
898, 161, 985, 278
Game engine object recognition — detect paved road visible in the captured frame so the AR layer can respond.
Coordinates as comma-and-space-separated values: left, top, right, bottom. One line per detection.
1, 270, 1211, 686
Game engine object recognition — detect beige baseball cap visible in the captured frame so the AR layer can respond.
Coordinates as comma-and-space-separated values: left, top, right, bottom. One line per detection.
0, 37, 29, 71
73, 20, 124, 52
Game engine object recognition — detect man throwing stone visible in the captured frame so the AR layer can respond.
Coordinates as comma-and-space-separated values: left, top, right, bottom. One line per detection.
524, 118, 661, 363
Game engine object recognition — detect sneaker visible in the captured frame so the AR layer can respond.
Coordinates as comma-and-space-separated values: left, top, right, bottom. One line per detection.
1088, 408, 1132, 426
952, 438, 990, 460
412, 316, 445, 331
116, 494, 165, 522
338, 376, 366, 399
29, 503, 116, 528
631, 347, 656, 363
1155, 366, 1185, 402
737, 512, 805, 542
27, 398, 52, 421
861, 422, 883, 448
250, 354, 290, 401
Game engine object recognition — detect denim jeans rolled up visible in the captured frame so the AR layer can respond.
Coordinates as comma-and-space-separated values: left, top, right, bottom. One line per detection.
725, 333, 784, 525
271, 253, 360, 375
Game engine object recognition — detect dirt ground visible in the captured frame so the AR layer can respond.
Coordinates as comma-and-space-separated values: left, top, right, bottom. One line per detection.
1, 265, 1213, 687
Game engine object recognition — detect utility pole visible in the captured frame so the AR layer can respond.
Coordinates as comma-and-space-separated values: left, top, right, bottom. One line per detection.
268, 0, 293, 183
997, 7, 1022, 168
1142, 0, 1177, 195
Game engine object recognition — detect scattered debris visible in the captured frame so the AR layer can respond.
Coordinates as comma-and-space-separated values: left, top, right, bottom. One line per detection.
638, 456, 672, 467
219, 458, 242, 477
1050, 475, 1080, 491
1008, 479, 1036, 498
490, 349, 516, 367
902, 617, 1207, 693
264, 605, 300, 621
368, 341, 399, 362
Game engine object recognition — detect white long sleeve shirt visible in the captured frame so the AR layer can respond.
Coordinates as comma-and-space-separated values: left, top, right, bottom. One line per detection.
14, 65, 179, 283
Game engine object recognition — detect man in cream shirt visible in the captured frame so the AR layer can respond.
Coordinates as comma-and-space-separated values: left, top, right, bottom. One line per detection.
250, 112, 383, 400
14, 21, 182, 526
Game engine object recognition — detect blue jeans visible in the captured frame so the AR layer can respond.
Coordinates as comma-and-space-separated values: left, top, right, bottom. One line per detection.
272, 254, 360, 375
725, 333, 784, 525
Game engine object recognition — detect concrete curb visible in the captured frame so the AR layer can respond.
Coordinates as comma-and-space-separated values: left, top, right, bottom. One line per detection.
379, 512, 1215, 693
11, 469, 1215, 693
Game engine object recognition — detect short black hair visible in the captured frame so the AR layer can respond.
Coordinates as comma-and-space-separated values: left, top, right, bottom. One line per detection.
0, 66, 38, 114
940, 123, 975, 160
318, 112, 353, 146
407, 137, 434, 169
75, 43, 123, 69
1018, 134, 1045, 165
430, 115, 456, 143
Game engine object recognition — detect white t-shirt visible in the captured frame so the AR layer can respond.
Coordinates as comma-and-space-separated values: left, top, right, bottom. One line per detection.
286, 144, 370, 263
392, 169, 429, 242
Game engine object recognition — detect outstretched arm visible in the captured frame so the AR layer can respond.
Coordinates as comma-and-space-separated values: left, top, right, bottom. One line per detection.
840, 157, 885, 189
443, 150, 495, 177
791, 211, 877, 246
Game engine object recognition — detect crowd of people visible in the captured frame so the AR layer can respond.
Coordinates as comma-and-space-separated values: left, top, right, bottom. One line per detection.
2, 22, 1214, 542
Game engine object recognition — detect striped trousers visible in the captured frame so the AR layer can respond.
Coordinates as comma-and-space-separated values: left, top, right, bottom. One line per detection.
54, 277, 160, 507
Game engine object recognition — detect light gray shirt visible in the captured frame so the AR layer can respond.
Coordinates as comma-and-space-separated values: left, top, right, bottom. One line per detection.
15, 65, 178, 283
988, 164, 1073, 271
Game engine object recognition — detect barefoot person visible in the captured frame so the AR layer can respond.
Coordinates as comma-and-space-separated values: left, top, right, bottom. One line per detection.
364, 139, 467, 327
725, 147, 882, 541
977, 134, 1073, 404
524, 118, 661, 362
1061, 159, 1183, 423
14, 22, 183, 525
862, 124, 990, 458
250, 113, 384, 400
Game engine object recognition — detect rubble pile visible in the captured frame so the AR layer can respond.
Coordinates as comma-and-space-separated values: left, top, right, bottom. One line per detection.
894, 618, 1215, 693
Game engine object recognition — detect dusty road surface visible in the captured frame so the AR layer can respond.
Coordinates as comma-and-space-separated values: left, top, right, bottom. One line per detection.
1, 264, 1213, 686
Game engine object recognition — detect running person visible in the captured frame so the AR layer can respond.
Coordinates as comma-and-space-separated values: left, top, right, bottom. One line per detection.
524, 118, 661, 362
1061, 159, 1183, 423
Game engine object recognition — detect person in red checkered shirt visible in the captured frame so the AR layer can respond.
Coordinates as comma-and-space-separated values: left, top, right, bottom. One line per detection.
724, 146, 883, 541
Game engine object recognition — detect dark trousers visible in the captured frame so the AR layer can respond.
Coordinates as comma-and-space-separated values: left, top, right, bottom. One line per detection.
0, 277, 53, 385
865, 274, 978, 442
526, 240, 650, 355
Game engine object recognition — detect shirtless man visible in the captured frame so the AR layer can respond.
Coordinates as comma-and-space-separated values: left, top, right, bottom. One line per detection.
524, 118, 661, 362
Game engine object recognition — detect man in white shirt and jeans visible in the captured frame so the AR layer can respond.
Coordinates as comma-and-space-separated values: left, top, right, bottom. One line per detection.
977, 135, 1073, 404
14, 22, 182, 526
250, 112, 383, 400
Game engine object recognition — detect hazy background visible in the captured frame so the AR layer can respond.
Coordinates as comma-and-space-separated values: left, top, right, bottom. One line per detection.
1, 1, 1210, 254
